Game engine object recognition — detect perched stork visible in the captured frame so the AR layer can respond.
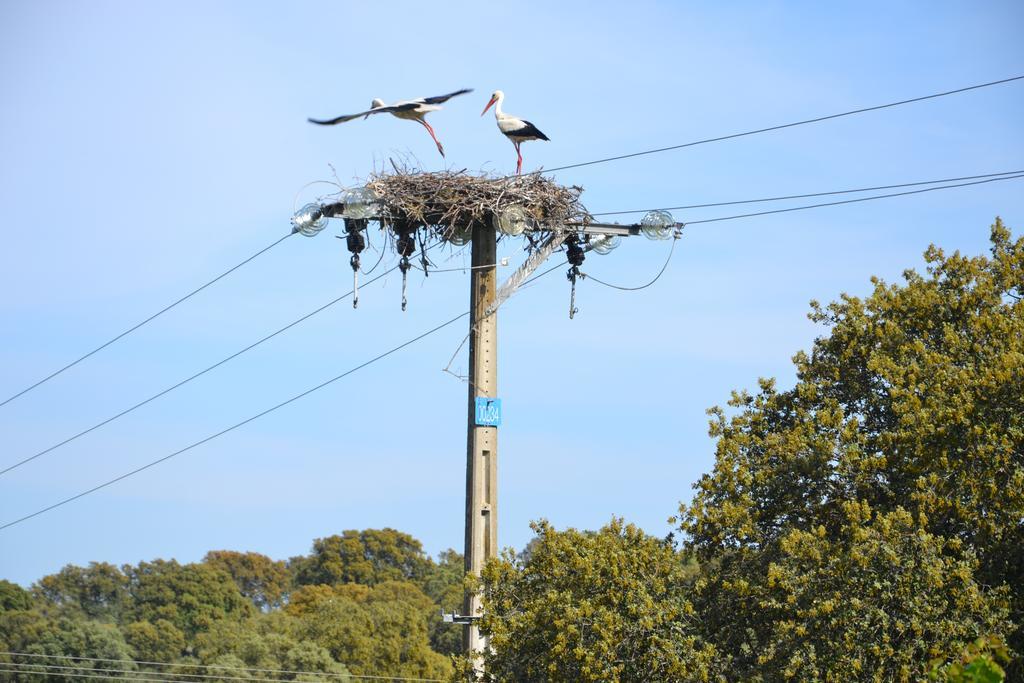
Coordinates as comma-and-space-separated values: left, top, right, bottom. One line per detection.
308, 88, 473, 158
481, 90, 549, 175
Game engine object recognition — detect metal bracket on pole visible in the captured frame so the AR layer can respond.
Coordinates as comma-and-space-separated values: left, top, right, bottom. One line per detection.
442, 611, 481, 625
562, 220, 642, 236
342, 218, 368, 308
395, 220, 417, 311
417, 230, 431, 276
565, 233, 586, 319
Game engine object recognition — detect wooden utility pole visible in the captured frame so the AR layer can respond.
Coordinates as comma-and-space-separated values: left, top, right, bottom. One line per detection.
453, 219, 657, 675
463, 220, 498, 669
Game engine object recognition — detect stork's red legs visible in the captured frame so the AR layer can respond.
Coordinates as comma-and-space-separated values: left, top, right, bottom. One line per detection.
420, 120, 445, 158
515, 141, 523, 175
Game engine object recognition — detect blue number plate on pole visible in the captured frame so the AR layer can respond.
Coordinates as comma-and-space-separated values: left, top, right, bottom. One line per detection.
475, 398, 502, 427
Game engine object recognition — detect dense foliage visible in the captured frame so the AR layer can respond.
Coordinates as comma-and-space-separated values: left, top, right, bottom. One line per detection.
477, 519, 713, 681
677, 219, 1022, 681
0, 529, 463, 681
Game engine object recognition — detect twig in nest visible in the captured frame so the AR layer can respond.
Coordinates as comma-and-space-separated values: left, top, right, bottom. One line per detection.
363, 166, 591, 242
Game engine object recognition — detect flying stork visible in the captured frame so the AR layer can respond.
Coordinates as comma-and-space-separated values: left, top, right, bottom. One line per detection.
481, 90, 549, 175
308, 88, 473, 158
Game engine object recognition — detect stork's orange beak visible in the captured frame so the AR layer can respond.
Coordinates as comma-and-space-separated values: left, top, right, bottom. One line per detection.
481, 96, 497, 116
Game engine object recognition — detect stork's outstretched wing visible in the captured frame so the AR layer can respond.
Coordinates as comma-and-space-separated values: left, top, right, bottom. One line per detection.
421, 88, 473, 105
307, 107, 397, 125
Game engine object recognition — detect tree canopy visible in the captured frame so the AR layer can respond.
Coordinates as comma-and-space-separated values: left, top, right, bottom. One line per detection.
478, 519, 713, 681
677, 219, 1022, 680
291, 528, 433, 587
1, 530, 460, 681
203, 551, 289, 611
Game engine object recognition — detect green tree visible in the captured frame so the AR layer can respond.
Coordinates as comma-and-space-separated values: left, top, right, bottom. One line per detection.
287, 581, 451, 680
123, 559, 254, 639
0, 610, 135, 679
0, 580, 31, 612
34, 562, 128, 621
419, 549, 464, 657
680, 220, 1023, 677
929, 635, 1010, 683
288, 528, 465, 659
203, 551, 290, 611
292, 528, 432, 587
475, 519, 714, 682
186, 611, 351, 680
277, 638, 352, 681
690, 505, 1008, 680
123, 618, 186, 663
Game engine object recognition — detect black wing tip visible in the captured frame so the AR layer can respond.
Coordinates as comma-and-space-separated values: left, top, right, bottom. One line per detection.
423, 88, 475, 104
519, 120, 550, 141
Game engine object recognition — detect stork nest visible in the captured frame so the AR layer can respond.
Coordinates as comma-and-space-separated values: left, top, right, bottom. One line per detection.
362, 170, 590, 240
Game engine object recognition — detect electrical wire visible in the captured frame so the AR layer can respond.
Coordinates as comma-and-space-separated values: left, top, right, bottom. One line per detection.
680, 173, 1024, 226
5, 78, 1018, 407
0, 664, 182, 683
0, 654, 325, 680
0, 232, 295, 410
529, 76, 1024, 176
8, 168, 1006, 473
582, 173, 1023, 229
16, 164, 965, 524
0, 311, 469, 532
0, 664, 439, 683
0, 655, 429, 682
520, 260, 566, 288
0, 661, 298, 683
588, 170, 1024, 216
410, 261, 508, 273
0, 247, 441, 478
581, 236, 678, 291
441, 252, 564, 383
0, 655, 444, 683
561, 172, 1023, 290
358, 229, 389, 276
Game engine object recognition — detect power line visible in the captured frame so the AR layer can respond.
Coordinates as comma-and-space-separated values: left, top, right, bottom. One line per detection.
588, 170, 1024, 216
522, 261, 565, 287
7, 168, 1007, 479
532, 76, 1024, 176
442, 247, 564, 383
1, 652, 439, 681
573, 174, 1023, 287
0, 661, 273, 683
0, 256, 417, 478
0, 255, 565, 528
0, 655, 443, 682
411, 261, 508, 273
0, 663, 182, 683
0, 311, 468, 532
680, 173, 1024, 226
0, 232, 295, 410
5, 77, 1016, 411
5, 172, 1015, 514
581, 236, 679, 292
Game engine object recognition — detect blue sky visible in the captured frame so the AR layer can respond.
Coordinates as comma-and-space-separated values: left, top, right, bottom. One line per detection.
1, 1, 1022, 586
